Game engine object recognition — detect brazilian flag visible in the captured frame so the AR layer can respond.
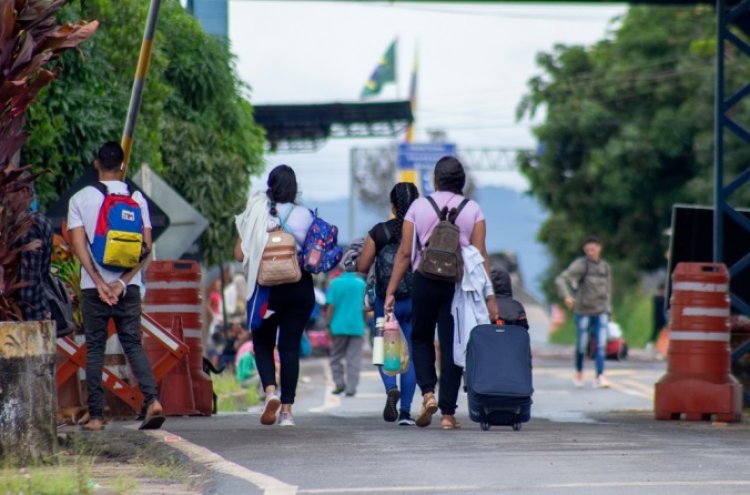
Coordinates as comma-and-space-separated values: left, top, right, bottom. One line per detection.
360, 39, 397, 99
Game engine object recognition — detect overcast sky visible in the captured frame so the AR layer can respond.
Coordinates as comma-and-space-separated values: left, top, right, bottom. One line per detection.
225, 1, 627, 200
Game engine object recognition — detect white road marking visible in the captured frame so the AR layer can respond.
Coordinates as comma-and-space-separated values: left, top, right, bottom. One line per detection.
298, 480, 750, 494
545, 480, 750, 489
142, 429, 298, 495
534, 367, 654, 401
607, 379, 653, 400
298, 485, 481, 494
308, 361, 341, 413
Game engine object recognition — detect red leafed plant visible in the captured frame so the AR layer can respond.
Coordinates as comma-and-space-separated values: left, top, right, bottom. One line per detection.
0, 0, 98, 320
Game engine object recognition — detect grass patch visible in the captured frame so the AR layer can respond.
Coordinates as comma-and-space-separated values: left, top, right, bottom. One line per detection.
550, 314, 576, 345
109, 474, 138, 495
142, 453, 186, 482
0, 427, 207, 495
614, 289, 654, 348
213, 372, 260, 412
549, 289, 655, 349
0, 457, 94, 495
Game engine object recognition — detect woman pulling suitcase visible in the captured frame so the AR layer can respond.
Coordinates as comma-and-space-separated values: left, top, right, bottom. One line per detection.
385, 156, 498, 429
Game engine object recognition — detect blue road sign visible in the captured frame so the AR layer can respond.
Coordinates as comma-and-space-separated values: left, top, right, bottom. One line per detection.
397, 143, 456, 195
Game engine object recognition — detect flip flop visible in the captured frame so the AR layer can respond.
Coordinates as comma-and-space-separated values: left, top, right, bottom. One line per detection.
81, 420, 105, 432
138, 414, 166, 430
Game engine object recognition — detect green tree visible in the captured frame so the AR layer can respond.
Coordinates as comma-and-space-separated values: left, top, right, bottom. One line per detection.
517, 5, 750, 300
25, 0, 265, 265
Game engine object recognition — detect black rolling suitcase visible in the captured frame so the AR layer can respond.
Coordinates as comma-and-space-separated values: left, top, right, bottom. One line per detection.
465, 323, 533, 431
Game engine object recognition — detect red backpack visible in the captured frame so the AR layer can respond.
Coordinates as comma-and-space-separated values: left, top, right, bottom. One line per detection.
89, 182, 145, 271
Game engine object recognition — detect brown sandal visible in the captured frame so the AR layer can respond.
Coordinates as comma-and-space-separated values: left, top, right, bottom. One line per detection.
415, 393, 438, 427
440, 415, 462, 430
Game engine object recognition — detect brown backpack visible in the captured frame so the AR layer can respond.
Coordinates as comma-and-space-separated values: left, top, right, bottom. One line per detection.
417, 197, 470, 283
257, 207, 302, 287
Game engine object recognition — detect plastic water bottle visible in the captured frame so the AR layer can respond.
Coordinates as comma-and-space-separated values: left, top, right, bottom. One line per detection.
372, 317, 385, 366
382, 315, 402, 374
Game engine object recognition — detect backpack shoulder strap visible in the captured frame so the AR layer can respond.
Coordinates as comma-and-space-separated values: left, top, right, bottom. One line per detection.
454, 198, 470, 219
426, 196, 442, 219
578, 257, 589, 286
91, 182, 108, 196
279, 205, 294, 230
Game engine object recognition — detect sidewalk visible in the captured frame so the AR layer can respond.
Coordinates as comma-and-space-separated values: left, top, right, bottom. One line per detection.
49, 426, 208, 494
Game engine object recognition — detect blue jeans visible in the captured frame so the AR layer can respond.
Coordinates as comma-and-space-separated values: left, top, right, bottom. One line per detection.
575, 313, 609, 377
374, 296, 416, 414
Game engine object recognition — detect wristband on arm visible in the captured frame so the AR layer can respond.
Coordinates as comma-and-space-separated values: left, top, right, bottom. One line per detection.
116, 278, 127, 296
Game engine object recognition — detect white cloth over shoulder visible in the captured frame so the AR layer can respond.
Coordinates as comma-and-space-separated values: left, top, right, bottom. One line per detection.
452, 246, 494, 367
235, 193, 270, 296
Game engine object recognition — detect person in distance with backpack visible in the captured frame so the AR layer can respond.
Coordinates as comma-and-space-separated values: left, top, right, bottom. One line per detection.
67, 142, 163, 431
555, 235, 613, 389
384, 156, 498, 430
356, 182, 420, 426
235, 165, 316, 427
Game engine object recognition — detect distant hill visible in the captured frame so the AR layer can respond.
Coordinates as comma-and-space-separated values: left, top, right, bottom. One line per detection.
306, 186, 550, 300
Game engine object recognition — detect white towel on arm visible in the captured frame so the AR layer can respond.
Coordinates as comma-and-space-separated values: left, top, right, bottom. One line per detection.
235, 193, 270, 294
452, 245, 494, 367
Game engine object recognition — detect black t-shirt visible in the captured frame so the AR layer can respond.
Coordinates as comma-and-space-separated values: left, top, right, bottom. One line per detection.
368, 219, 400, 254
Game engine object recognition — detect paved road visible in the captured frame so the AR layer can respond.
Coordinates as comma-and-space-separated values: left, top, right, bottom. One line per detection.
158, 350, 750, 495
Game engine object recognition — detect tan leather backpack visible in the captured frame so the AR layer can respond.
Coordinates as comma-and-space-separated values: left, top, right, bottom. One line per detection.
258, 229, 301, 286
257, 206, 302, 286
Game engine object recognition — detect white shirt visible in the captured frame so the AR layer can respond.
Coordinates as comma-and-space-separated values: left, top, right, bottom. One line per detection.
67, 181, 152, 290
268, 202, 314, 246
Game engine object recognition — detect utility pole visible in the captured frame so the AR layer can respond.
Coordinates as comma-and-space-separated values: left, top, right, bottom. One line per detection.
121, 0, 162, 177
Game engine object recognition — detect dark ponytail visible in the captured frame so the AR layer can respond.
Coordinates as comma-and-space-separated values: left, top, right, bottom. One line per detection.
390, 182, 420, 241
266, 164, 298, 217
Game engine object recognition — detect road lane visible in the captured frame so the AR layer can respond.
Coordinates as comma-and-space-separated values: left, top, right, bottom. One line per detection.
159, 355, 750, 495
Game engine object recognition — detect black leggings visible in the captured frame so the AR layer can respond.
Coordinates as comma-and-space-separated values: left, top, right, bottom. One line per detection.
410, 272, 462, 415
252, 272, 315, 404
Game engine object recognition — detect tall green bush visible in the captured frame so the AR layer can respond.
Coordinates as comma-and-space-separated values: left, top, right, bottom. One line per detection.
25, 0, 265, 265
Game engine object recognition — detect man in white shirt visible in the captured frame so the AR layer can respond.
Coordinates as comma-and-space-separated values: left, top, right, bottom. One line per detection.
67, 141, 164, 431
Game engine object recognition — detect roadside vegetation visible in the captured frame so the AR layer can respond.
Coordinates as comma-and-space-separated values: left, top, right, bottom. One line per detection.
550, 290, 654, 348
213, 372, 260, 412
27, 0, 266, 266
519, 6, 748, 321
1, 430, 203, 495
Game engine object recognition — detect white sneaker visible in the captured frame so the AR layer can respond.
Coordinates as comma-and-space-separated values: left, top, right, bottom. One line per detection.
260, 394, 281, 425
278, 412, 295, 427
573, 371, 584, 388
595, 376, 611, 389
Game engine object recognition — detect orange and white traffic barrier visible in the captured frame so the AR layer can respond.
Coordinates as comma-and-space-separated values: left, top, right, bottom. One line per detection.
56, 316, 189, 417
144, 261, 213, 416
655, 263, 742, 422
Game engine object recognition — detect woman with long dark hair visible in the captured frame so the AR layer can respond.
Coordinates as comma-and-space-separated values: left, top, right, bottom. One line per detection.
357, 182, 420, 426
384, 157, 498, 430
234, 165, 315, 427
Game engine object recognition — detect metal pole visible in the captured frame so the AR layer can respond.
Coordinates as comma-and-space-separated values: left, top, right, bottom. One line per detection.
121, 0, 163, 178
714, 0, 725, 262
349, 149, 356, 241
